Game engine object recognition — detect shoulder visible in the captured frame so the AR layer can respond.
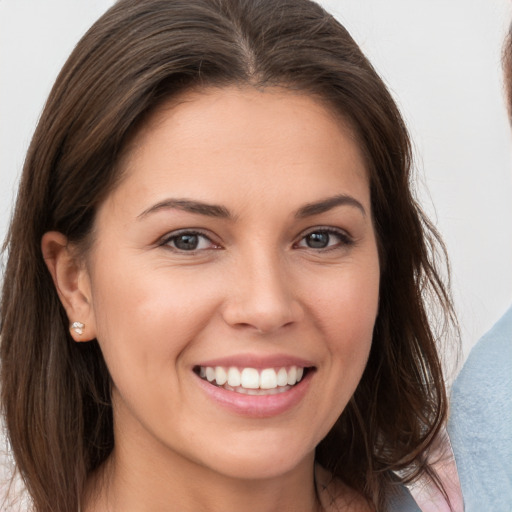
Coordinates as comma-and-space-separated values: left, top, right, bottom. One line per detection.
450, 306, 512, 436
450, 305, 512, 422
448, 305, 512, 511
454, 305, 512, 390
315, 465, 420, 512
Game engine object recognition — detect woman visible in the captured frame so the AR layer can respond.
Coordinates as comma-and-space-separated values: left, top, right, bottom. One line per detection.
0, 0, 456, 510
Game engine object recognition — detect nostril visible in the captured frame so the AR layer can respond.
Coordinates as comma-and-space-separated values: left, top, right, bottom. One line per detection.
220, 270, 303, 333
222, 304, 302, 334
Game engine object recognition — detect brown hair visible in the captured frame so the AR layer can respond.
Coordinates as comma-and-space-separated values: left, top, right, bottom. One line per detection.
1, 0, 455, 510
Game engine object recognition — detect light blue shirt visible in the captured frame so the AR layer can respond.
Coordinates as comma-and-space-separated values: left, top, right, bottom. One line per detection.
449, 306, 512, 511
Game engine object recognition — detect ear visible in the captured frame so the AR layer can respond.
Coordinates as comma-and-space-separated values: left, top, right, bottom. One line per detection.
41, 231, 96, 342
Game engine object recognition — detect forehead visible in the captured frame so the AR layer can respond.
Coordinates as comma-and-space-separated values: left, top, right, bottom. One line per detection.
108, 86, 370, 214
130, 85, 360, 149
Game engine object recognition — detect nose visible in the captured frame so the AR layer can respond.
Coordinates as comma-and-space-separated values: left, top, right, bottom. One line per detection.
221, 251, 304, 334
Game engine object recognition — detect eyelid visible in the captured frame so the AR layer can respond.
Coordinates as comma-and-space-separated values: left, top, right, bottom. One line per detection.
294, 226, 354, 249
159, 228, 222, 251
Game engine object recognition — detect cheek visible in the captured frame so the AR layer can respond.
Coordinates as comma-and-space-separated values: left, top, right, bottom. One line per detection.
313, 263, 379, 342
88, 258, 221, 381
309, 258, 379, 388
299, 261, 379, 439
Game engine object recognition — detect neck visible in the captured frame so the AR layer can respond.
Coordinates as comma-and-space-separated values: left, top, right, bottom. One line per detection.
84, 438, 321, 512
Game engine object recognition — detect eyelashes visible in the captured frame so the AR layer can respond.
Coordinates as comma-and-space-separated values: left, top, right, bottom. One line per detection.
160, 230, 220, 252
159, 227, 354, 254
294, 227, 354, 251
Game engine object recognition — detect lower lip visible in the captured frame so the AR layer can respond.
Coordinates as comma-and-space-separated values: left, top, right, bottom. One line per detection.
195, 372, 312, 418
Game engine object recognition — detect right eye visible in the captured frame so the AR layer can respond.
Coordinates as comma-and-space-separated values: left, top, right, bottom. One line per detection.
294, 227, 353, 251
161, 231, 219, 252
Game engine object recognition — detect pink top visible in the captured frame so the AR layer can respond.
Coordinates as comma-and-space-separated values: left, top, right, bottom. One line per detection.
407, 427, 464, 512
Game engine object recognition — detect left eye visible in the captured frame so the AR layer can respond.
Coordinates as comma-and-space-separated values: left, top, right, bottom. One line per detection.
163, 232, 216, 251
296, 229, 350, 249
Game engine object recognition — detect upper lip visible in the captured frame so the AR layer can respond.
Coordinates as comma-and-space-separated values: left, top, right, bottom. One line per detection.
195, 354, 315, 369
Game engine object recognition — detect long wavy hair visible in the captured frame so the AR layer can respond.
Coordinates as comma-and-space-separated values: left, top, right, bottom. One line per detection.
1, 0, 456, 510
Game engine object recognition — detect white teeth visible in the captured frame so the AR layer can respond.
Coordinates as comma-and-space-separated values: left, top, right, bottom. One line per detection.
241, 368, 260, 389
287, 366, 297, 386
206, 367, 215, 382
227, 367, 241, 387
215, 366, 227, 386
260, 368, 278, 389
277, 367, 288, 387
198, 364, 307, 392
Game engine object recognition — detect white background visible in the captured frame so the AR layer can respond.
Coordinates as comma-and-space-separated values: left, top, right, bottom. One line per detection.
1, 0, 512, 371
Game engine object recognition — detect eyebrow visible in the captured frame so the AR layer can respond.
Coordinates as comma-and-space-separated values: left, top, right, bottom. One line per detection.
137, 199, 231, 220
295, 194, 366, 218
137, 193, 366, 221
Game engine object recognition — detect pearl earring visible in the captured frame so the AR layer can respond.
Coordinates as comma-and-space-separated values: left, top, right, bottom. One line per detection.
71, 321, 85, 335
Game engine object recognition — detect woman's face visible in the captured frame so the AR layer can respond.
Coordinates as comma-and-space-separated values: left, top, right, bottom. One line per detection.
83, 86, 380, 480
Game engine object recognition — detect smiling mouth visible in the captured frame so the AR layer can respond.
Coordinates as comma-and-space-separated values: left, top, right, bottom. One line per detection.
193, 365, 312, 395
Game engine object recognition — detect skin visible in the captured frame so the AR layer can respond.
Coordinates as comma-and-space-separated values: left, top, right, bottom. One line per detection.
43, 86, 380, 512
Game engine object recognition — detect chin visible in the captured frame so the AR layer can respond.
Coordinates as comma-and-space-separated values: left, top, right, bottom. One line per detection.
195, 435, 316, 481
